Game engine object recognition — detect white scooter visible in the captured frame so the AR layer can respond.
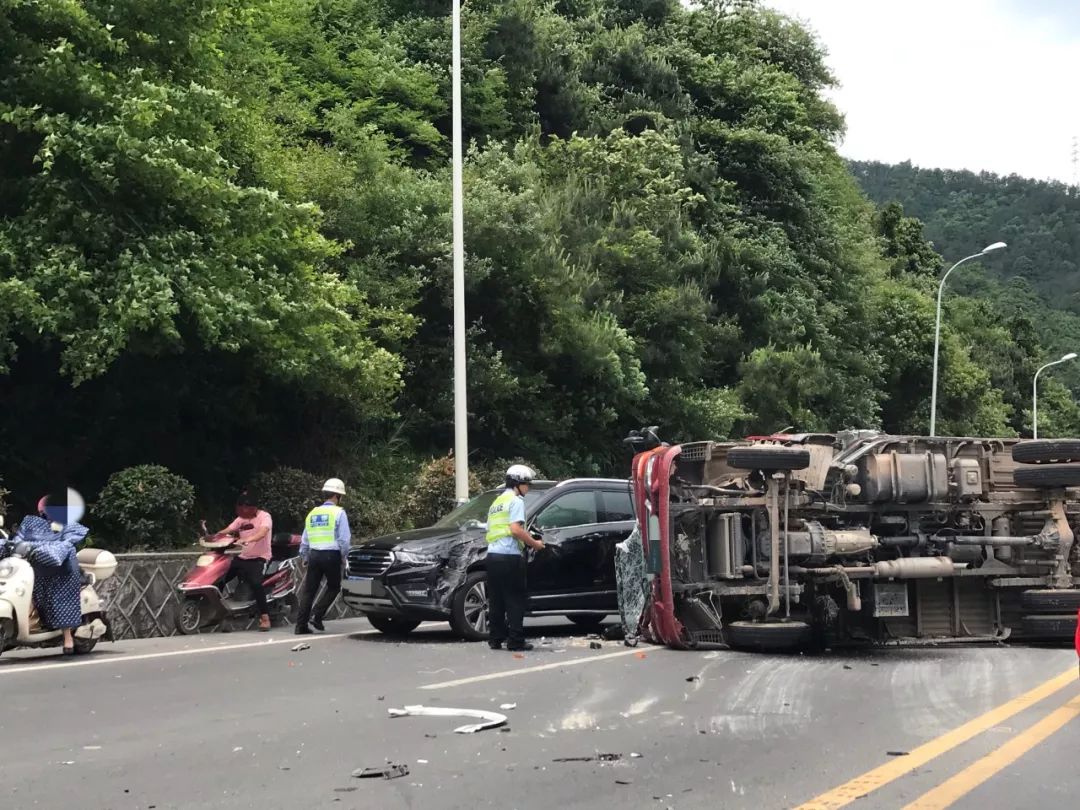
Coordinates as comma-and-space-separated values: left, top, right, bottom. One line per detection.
0, 515, 117, 657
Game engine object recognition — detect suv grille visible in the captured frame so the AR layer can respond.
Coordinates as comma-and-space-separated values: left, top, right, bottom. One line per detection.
347, 548, 393, 577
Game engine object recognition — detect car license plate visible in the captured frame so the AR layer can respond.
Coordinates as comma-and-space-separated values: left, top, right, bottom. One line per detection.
348, 578, 374, 596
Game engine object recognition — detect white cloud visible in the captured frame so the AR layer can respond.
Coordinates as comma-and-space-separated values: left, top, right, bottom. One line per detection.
765, 0, 1080, 183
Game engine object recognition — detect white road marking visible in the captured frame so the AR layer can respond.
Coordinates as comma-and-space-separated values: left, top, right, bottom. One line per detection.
0, 631, 365, 676
420, 648, 647, 690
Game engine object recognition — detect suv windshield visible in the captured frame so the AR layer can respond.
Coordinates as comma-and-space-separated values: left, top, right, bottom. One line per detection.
433, 486, 549, 529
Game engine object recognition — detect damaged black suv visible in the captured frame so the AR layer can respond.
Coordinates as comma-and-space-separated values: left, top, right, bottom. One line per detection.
340, 479, 635, 639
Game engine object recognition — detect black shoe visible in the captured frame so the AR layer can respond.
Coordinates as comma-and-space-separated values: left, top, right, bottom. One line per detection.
311, 618, 325, 632
488, 641, 504, 650
294, 626, 313, 635
506, 643, 534, 652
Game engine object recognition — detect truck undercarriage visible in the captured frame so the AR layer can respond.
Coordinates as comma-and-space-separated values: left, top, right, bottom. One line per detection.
625, 431, 1080, 651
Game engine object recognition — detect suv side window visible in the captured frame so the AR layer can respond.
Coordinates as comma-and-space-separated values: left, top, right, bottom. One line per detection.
599, 490, 634, 523
535, 490, 599, 529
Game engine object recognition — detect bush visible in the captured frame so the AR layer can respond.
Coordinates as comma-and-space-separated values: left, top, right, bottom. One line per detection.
93, 465, 196, 551
249, 467, 326, 533
400, 455, 482, 529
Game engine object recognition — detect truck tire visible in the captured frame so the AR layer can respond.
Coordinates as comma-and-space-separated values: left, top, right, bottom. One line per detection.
1012, 439, 1080, 464
366, 614, 421, 636
1020, 589, 1080, 614
724, 620, 812, 651
726, 446, 811, 472
450, 571, 490, 641
1012, 464, 1080, 488
1020, 614, 1078, 640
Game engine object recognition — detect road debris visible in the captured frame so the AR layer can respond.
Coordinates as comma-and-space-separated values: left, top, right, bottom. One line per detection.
685, 676, 699, 682
553, 753, 622, 763
388, 705, 508, 733
499, 703, 517, 710
290, 643, 310, 652
589, 641, 603, 650
886, 751, 909, 757
352, 763, 410, 780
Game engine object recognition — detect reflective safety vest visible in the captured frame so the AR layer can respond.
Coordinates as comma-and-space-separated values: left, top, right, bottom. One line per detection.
486, 490, 523, 550
305, 504, 343, 550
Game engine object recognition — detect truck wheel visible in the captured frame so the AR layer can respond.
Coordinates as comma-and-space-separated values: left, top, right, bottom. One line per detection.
450, 571, 490, 641
176, 598, 206, 635
724, 620, 812, 651
1021, 614, 1078, 640
366, 614, 421, 636
1012, 464, 1080, 488
1012, 440, 1080, 464
1021, 589, 1080, 614
727, 447, 810, 472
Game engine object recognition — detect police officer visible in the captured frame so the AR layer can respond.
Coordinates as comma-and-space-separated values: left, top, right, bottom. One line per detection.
485, 465, 545, 651
295, 478, 351, 635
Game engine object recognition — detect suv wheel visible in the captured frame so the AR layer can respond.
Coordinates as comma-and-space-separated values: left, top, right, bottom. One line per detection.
366, 614, 421, 636
450, 571, 490, 641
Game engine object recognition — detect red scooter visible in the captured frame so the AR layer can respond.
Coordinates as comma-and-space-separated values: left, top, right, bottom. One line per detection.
175, 523, 302, 634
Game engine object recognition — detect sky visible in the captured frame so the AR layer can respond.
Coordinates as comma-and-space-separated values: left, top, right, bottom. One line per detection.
764, 0, 1080, 183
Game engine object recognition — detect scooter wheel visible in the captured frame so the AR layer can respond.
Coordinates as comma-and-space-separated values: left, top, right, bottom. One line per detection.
176, 599, 206, 635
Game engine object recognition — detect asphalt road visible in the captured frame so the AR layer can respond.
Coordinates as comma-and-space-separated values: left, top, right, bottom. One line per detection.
2, 618, 1077, 810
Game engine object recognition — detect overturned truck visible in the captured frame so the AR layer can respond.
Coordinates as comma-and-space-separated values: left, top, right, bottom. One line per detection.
626, 431, 1080, 650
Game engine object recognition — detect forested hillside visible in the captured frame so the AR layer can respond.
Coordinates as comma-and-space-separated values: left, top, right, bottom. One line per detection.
2, 0, 1075, 531
852, 160, 1080, 425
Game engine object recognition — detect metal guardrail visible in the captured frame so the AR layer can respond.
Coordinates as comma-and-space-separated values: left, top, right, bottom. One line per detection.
97, 552, 359, 640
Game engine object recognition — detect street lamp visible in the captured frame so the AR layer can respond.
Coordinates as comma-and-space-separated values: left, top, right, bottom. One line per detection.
929, 241, 1008, 437
451, 0, 469, 503
1032, 352, 1078, 439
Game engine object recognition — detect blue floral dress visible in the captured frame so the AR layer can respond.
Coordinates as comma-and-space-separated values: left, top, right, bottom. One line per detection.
17, 516, 88, 630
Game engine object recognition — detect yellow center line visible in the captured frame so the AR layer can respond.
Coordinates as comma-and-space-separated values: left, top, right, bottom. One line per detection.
793, 667, 1077, 810
901, 692, 1080, 810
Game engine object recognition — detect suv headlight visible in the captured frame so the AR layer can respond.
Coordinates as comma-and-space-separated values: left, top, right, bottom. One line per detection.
394, 551, 439, 565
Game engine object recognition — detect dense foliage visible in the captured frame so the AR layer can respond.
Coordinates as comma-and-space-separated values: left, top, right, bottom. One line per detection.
2, 0, 1074, 534
852, 161, 1080, 436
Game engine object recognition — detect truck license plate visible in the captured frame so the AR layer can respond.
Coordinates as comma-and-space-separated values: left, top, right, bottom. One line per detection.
873, 583, 909, 617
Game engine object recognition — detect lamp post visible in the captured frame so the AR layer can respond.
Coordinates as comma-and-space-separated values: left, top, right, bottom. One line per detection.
1032, 353, 1078, 439
451, 0, 469, 503
929, 241, 1007, 436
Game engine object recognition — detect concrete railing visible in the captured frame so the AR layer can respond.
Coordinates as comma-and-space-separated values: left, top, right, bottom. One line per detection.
98, 552, 359, 640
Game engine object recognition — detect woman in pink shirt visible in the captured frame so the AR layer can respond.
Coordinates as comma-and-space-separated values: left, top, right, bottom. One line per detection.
216, 492, 273, 631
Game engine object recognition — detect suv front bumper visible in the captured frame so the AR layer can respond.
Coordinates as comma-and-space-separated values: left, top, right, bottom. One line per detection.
341, 559, 452, 622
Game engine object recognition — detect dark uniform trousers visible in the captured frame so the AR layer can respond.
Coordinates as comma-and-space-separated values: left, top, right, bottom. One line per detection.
296, 549, 343, 627
486, 552, 526, 647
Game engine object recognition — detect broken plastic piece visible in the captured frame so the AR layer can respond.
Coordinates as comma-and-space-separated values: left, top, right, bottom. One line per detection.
589, 641, 602, 650
499, 703, 517, 710
388, 705, 508, 734
352, 763, 410, 780
290, 643, 310, 652
553, 753, 622, 763
886, 751, 909, 757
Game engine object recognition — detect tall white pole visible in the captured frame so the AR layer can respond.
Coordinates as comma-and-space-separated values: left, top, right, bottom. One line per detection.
451, 0, 469, 503
1032, 353, 1077, 440
929, 242, 1007, 437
